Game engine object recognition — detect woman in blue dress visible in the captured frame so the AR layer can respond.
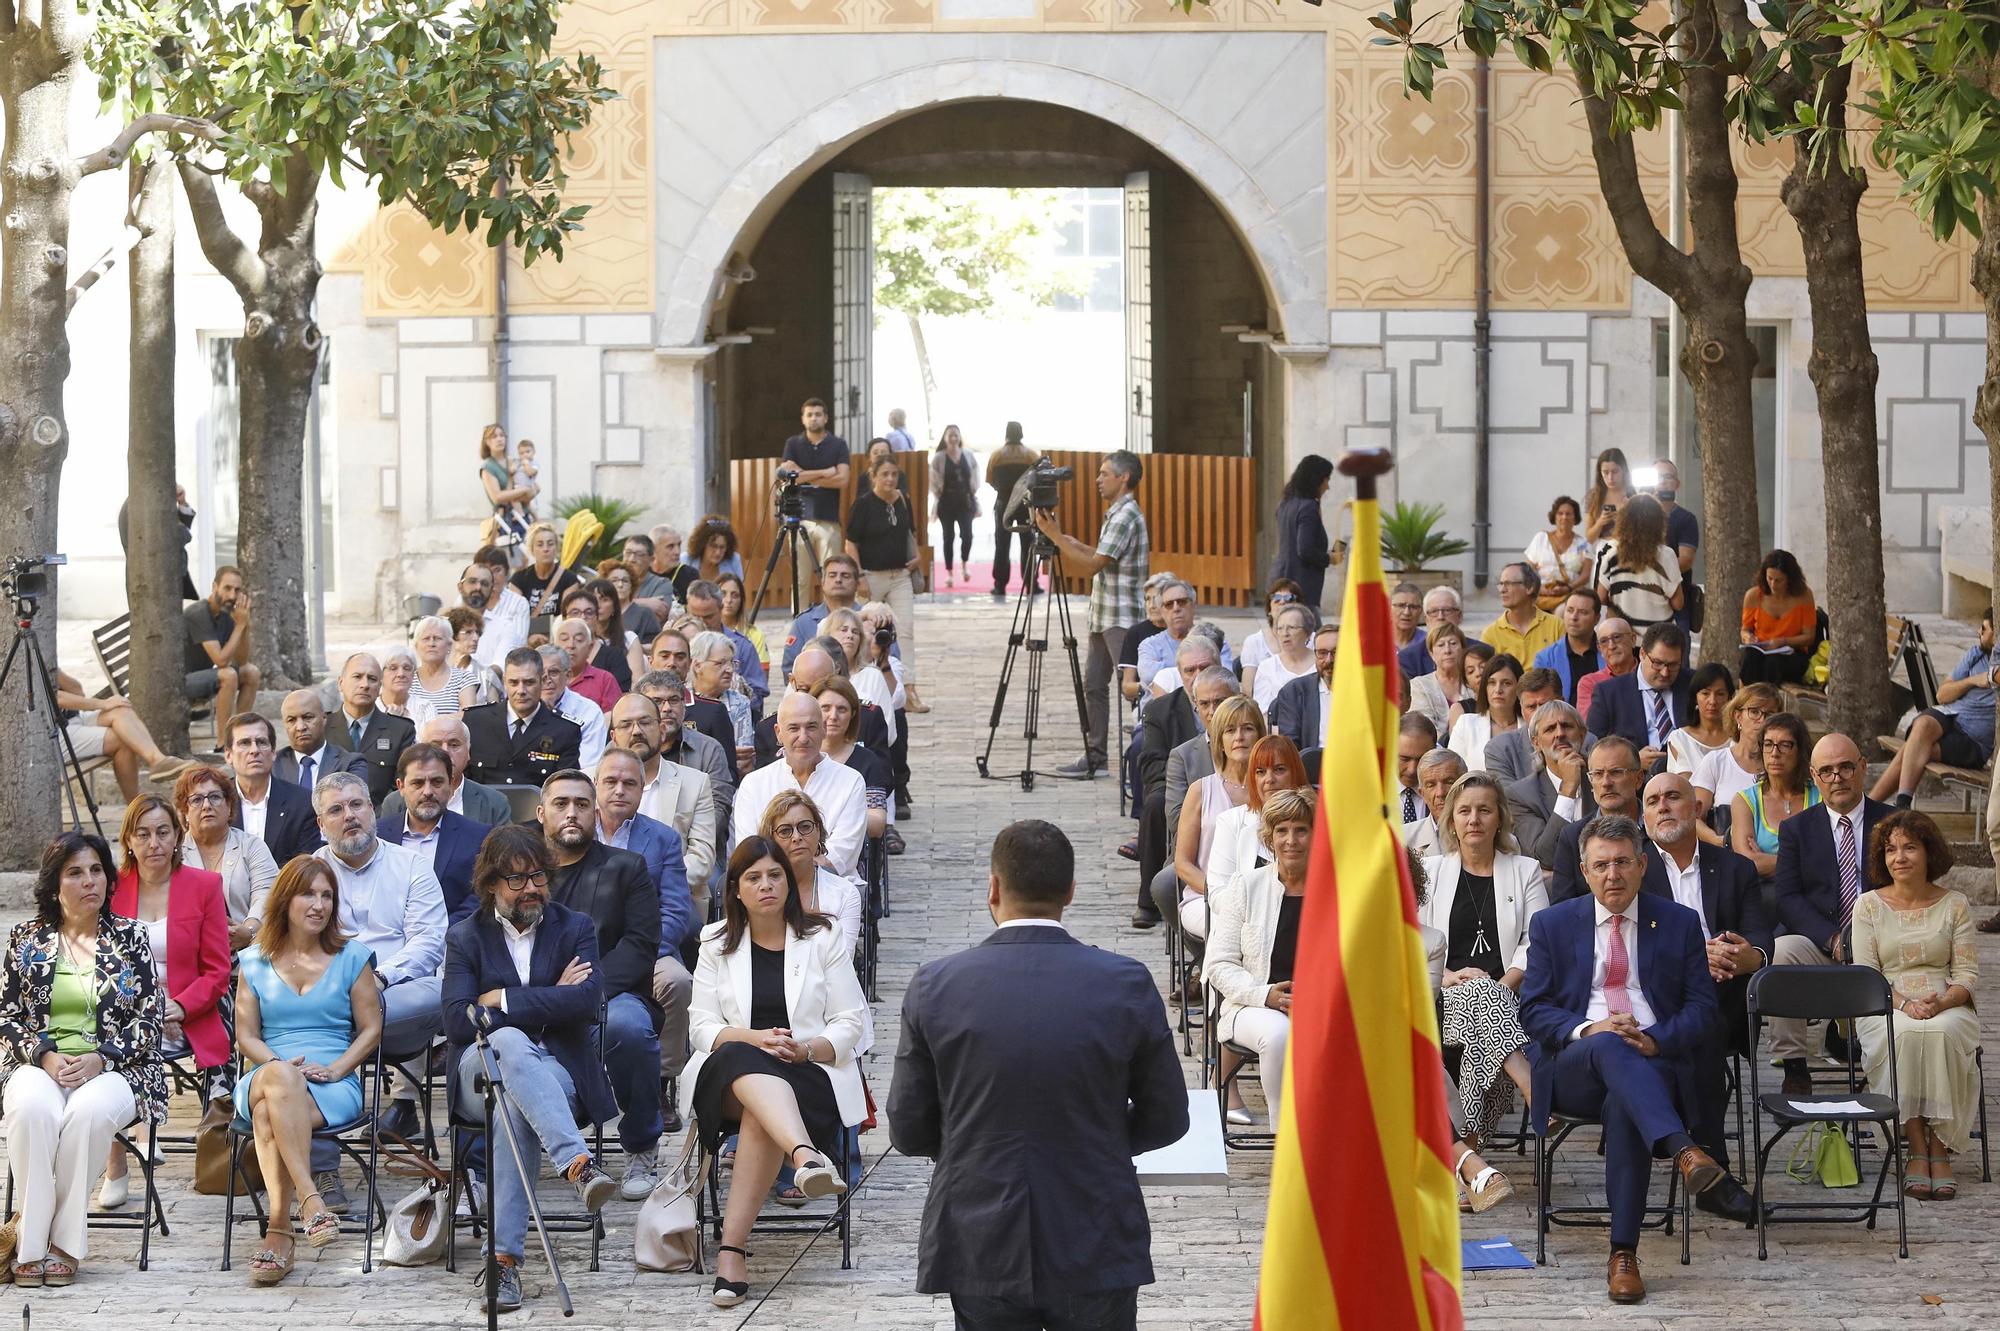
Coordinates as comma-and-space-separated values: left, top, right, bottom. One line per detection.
232, 857, 382, 1284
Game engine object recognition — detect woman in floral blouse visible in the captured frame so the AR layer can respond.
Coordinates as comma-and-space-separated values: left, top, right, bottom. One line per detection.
0, 831, 166, 1286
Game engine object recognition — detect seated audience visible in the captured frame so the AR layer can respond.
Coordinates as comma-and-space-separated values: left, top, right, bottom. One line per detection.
1118, 574, 1177, 704
634, 525, 682, 618
1238, 580, 1306, 694
275, 689, 367, 795
1207, 736, 1309, 906
1406, 748, 1467, 859
607, 692, 719, 906
1574, 616, 1636, 722
1666, 663, 1736, 777
1408, 622, 1475, 736
183, 564, 262, 722
1134, 643, 1226, 930
813, 677, 893, 843
1506, 700, 1589, 870
1395, 713, 1438, 827
193, 738, 282, 946
1852, 811, 1980, 1202
1420, 772, 1547, 1149
1165, 697, 1267, 940
1249, 604, 1316, 714
464, 648, 584, 788
691, 630, 756, 765
1530, 588, 1603, 704
635, 666, 739, 796
0, 833, 167, 1287
780, 554, 863, 679
549, 616, 623, 715
1482, 562, 1562, 664
378, 646, 417, 718
1524, 495, 1595, 612
381, 715, 513, 826
1268, 623, 1337, 753
1137, 579, 1236, 686
538, 770, 665, 1198
378, 743, 490, 923
1728, 711, 1819, 880
1205, 788, 1317, 1126
233, 858, 382, 1284
716, 573, 771, 687
684, 578, 768, 704
1518, 813, 1723, 1305
1485, 667, 1564, 786
1691, 683, 1778, 831
1871, 606, 1994, 807
1770, 732, 1891, 1094
860, 600, 916, 826
578, 580, 647, 690
736, 693, 868, 880
1586, 621, 1691, 773
441, 825, 618, 1313
761, 791, 865, 960
685, 839, 865, 1307
597, 559, 661, 647
1550, 736, 1645, 902
1401, 585, 1465, 680
823, 608, 897, 745
593, 747, 697, 1068
1448, 651, 1524, 773
326, 652, 416, 805
510, 521, 581, 623
1592, 494, 1683, 632
456, 559, 525, 674
1388, 581, 1427, 669
1737, 549, 1818, 686
536, 643, 609, 770
50, 667, 197, 800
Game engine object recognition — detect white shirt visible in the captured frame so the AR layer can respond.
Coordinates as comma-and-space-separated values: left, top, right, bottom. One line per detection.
472, 587, 530, 672
734, 755, 869, 878
497, 910, 537, 986
447, 782, 466, 816
550, 688, 609, 769
996, 917, 1068, 932
1545, 771, 1583, 825
289, 744, 338, 792
239, 784, 270, 842
1252, 653, 1316, 713
314, 838, 448, 985
1654, 841, 1708, 932
1575, 898, 1657, 1035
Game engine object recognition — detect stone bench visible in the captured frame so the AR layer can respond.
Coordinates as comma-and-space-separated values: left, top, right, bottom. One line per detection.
1877, 733, 1990, 848
1939, 505, 1992, 620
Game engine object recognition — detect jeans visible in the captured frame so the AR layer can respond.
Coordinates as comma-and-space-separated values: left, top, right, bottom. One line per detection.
938, 513, 974, 570
1085, 626, 1128, 768
456, 1033, 588, 1262
605, 992, 663, 1153
313, 974, 442, 1173
951, 1287, 1138, 1331
992, 524, 1034, 593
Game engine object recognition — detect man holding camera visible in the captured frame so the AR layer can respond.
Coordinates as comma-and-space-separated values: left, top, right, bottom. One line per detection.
780, 396, 851, 573
1032, 451, 1149, 777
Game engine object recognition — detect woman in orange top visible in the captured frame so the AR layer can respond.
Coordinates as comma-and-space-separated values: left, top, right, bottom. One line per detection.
1739, 549, 1817, 685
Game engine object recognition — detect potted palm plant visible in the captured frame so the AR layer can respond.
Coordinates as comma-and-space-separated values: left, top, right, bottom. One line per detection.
1379, 500, 1469, 595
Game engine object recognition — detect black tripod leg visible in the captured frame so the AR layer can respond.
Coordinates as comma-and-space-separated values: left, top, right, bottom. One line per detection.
790, 523, 825, 620
1047, 553, 1093, 762
978, 566, 1037, 776
747, 530, 792, 625
4, 628, 101, 836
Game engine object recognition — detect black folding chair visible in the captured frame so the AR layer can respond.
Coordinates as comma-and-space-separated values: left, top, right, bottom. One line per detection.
490, 783, 542, 826
1533, 1108, 1688, 1266
1746, 965, 1908, 1260
223, 1044, 389, 1273
4, 1117, 168, 1271
697, 1125, 856, 1270
1200, 984, 1276, 1152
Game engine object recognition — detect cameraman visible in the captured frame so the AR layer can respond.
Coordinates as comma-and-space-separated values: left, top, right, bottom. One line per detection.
779, 396, 851, 572
1031, 451, 1149, 777
845, 456, 928, 713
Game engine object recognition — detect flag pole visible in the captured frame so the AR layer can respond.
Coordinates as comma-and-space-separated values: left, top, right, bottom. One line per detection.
1338, 445, 1394, 495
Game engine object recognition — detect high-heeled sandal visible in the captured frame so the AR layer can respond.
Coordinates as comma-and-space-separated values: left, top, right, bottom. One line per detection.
788, 1144, 847, 1200
249, 1233, 296, 1286
1930, 1151, 1958, 1201
1455, 1148, 1513, 1215
711, 1244, 751, 1307
299, 1191, 340, 1248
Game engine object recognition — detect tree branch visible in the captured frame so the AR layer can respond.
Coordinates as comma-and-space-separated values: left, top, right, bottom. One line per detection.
1579, 80, 1690, 300
76, 113, 221, 178
176, 160, 263, 299
66, 243, 122, 312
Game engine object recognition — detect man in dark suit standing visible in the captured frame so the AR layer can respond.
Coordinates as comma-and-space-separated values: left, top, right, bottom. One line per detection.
276, 687, 370, 790
325, 653, 417, 804
379, 743, 491, 924
539, 769, 665, 1199
1268, 624, 1336, 753
466, 648, 584, 788
1585, 622, 1693, 774
1641, 772, 1770, 1224
224, 711, 323, 877
1520, 812, 1724, 1304
1770, 731, 1893, 1094
890, 820, 1188, 1330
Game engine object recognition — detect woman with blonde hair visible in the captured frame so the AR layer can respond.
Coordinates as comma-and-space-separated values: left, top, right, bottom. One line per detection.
1170, 696, 1268, 940
508, 521, 580, 621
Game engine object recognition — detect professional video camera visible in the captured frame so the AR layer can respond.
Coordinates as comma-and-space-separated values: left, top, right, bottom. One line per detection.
1005, 458, 1076, 531
773, 469, 806, 522
3, 553, 65, 614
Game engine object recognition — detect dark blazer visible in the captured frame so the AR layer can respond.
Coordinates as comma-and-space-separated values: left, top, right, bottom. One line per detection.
234, 775, 324, 864
441, 902, 616, 1127
1586, 669, 1693, 756
463, 701, 582, 789
548, 840, 660, 1003
274, 743, 369, 791
378, 810, 491, 924
110, 865, 233, 1067
327, 708, 417, 805
1774, 798, 1894, 951
888, 927, 1188, 1302
614, 813, 697, 953
1139, 691, 1201, 800
1506, 770, 1592, 871
688, 698, 740, 782
1518, 892, 1717, 1134
1550, 818, 1591, 903
1268, 672, 1323, 753
382, 778, 512, 829
1643, 839, 1773, 959
1270, 493, 1331, 608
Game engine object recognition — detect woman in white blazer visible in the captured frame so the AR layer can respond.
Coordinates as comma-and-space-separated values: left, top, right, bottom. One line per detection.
682, 837, 868, 1308
1419, 770, 1548, 1149
1203, 789, 1317, 1127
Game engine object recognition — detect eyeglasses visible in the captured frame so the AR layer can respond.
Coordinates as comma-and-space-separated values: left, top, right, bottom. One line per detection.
1762, 739, 1798, 753
1162, 598, 1192, 610
184, 791, 228, 808
1642, 654, 1682, 670
499, 870, 551, 890
771, 821, 818, 841
1269, 593, 1296, 604
1586, 856, 1639, 874
1813, 761, 1859, 780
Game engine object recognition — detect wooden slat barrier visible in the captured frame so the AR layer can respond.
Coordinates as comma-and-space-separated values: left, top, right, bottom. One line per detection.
727, 449, 1258, 611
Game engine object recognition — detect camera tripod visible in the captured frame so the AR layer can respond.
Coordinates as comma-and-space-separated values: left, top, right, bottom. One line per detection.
747, 513, 823, 624
1, 595, 102, 836
977, 525, 1091, 791
468, 1006, 577, 1329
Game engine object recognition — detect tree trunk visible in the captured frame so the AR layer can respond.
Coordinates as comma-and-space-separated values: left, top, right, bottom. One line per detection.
1976, 59, 2000, 649
1781, 82, 1893, 746
905, 311, 936, 432
126, 155, 188, 753
0, 11, 84, 866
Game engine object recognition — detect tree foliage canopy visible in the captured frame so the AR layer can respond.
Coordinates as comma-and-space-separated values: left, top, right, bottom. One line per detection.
873, 187, 1084, 323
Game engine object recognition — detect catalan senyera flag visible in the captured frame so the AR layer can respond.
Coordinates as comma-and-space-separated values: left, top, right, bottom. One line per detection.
1254, 457, 1462, 1331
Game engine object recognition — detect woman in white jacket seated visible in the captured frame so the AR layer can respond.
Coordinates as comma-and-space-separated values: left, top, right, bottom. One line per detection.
1204, 788, 1317, 1126
683, 837, 868, 1308
1202, 735, 1310, 936
1419, 770, 1548, 1152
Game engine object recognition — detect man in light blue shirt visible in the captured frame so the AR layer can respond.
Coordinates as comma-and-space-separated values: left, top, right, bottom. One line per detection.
1873, 609, 1995, 807
1134, 579, 1236, 693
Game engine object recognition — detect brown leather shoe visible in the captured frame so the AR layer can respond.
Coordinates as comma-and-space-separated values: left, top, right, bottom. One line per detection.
1675, 1145, 1725, 1196
1980, 911, 2000, 935
1607, 1248, 1645, 1304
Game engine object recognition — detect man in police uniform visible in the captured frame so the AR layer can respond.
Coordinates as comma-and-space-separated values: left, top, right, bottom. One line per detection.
465, 647, 584, 788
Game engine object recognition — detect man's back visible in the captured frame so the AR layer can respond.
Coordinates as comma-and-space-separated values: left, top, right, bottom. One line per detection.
889, 927, 1186, 1304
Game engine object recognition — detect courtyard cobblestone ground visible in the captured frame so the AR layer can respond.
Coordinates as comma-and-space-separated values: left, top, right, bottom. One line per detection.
13, 597, 2000, 1328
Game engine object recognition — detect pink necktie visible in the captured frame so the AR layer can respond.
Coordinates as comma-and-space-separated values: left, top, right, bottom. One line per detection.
1605, 916, 1632, 1015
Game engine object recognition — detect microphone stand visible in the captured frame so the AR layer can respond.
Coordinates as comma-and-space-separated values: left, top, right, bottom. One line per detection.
468, 1004, 575, 1326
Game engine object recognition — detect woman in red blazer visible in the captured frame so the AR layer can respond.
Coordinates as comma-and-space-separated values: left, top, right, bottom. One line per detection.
102, 790, 232, 1207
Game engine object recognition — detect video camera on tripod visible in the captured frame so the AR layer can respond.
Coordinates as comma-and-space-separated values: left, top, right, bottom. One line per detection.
3, 552, 65, 614
1005, 458, 1075, 532
773, 468, 807, 523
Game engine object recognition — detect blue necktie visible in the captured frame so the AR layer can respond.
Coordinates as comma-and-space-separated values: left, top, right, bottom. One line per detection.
299, 755, 315, 790
349, 718, 365, 750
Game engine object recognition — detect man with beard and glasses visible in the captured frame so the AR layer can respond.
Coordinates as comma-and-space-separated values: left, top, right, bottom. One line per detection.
442, 823, 619, 1314
457, 560, 521, 671
538, 770, 665, 1199
608, 692, 718, 911
310, 771, 449, 1202
634, 668, 736, 814
379, 743, 492, 923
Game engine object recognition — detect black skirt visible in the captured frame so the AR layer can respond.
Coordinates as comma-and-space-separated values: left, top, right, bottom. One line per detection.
690, 1044, 844, 1160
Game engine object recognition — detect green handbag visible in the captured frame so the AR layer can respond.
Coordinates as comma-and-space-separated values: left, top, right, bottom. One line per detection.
1786, 1122, 1860, 1189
